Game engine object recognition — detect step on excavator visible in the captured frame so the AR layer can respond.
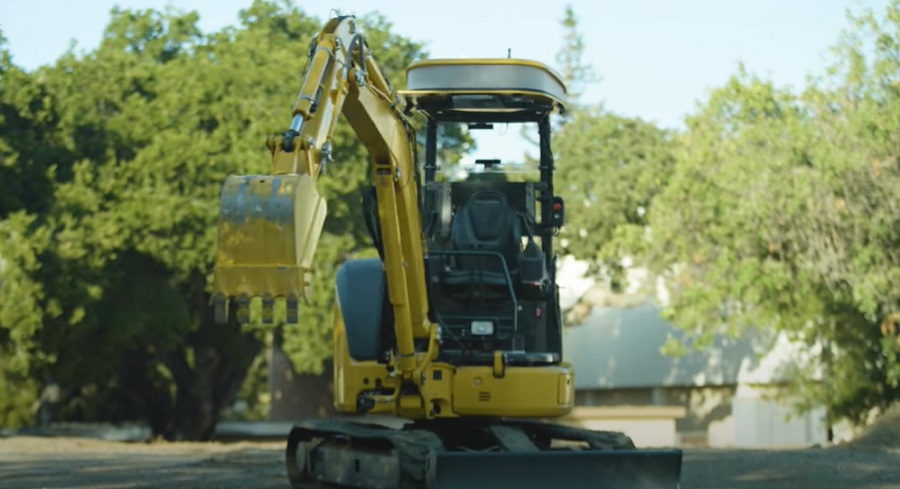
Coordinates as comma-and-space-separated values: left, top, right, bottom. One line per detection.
212, 14, 682, 489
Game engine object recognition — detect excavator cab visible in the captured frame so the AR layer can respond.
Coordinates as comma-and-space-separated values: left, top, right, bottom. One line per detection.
401, 60, 567, 367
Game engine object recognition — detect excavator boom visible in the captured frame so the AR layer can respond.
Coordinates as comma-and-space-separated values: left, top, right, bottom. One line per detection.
212, 13, 682, 489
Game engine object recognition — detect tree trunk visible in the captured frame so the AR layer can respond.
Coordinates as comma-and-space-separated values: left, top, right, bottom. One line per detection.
268, 326, 334, 421
117, 291, 263, 441
161, 307, 262, 441
118, 348, 173, 437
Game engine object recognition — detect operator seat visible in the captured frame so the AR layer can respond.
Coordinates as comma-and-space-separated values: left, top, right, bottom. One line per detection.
444, 190, 522, 287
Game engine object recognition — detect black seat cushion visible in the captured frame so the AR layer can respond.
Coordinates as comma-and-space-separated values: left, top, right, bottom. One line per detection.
449, 191, 522, 275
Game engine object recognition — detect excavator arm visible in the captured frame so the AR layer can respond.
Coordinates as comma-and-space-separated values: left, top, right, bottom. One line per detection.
213, 15, 431, 381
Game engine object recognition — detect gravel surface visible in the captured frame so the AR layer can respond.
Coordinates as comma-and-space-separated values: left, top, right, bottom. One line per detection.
682, 446, 900, 489
0, 437, 286, 489
1, 436, 899, 489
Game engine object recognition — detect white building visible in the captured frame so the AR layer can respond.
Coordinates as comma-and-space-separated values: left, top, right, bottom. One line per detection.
560, 299, 829, 448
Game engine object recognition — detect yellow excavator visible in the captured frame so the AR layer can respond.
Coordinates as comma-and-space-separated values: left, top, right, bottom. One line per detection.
212, 14, 682, 489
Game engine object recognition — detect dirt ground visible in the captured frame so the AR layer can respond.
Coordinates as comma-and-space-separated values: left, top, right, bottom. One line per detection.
1, 436, 899, 489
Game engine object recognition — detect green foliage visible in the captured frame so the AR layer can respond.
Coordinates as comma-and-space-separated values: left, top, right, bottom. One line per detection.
546, 1, 900, 425
0, 214, 48, 373
221, 345, 271, 421
639, 1, 900, 424
555, 4, 598, 106
0, 1, 440, 434
554, 108, 675, 287
0, 355, 36, 428
549, 5, 677, 292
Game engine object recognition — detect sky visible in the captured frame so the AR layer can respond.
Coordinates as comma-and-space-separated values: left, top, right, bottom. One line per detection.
0, 0, 890, 162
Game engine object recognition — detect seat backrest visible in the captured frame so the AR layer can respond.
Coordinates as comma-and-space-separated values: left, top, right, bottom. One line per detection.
450, 191, 522, 273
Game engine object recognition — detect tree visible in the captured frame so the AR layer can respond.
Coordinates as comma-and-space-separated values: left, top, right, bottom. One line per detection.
555, 4, 599, 108
0, 30, 54, 427
0, 1, 455, 437
554, 108, 674, 290
519, 5, 600, 160
640, 0, 900, 425
541, 5, 675, 322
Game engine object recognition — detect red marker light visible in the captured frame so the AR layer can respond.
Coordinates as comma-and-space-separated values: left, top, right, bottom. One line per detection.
535, 307, 543, 318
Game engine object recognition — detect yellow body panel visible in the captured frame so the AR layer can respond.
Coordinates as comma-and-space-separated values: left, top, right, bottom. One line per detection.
332, 301, 455, 417
332, 306, 396, 414
452, 365, 574, 417
333, 302, 574, 419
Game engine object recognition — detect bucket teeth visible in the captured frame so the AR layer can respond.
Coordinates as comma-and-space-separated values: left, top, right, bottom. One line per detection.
262, 296, 275, 324
211, 293, 301, 324
235, 295, 250, 324
286, 296, 299, 324
213, 294, 229, 324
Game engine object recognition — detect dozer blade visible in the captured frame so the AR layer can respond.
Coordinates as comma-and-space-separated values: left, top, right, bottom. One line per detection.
427, 449, 683, 489
213, 173, 327, 323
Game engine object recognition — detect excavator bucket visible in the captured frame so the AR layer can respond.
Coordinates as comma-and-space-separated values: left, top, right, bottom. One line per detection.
427, 450, 683, 489
213, 173, 326, 324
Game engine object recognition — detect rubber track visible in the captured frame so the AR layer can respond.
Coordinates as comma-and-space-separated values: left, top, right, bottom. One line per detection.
287, 418, 638, 489
287, 419, 444, 489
